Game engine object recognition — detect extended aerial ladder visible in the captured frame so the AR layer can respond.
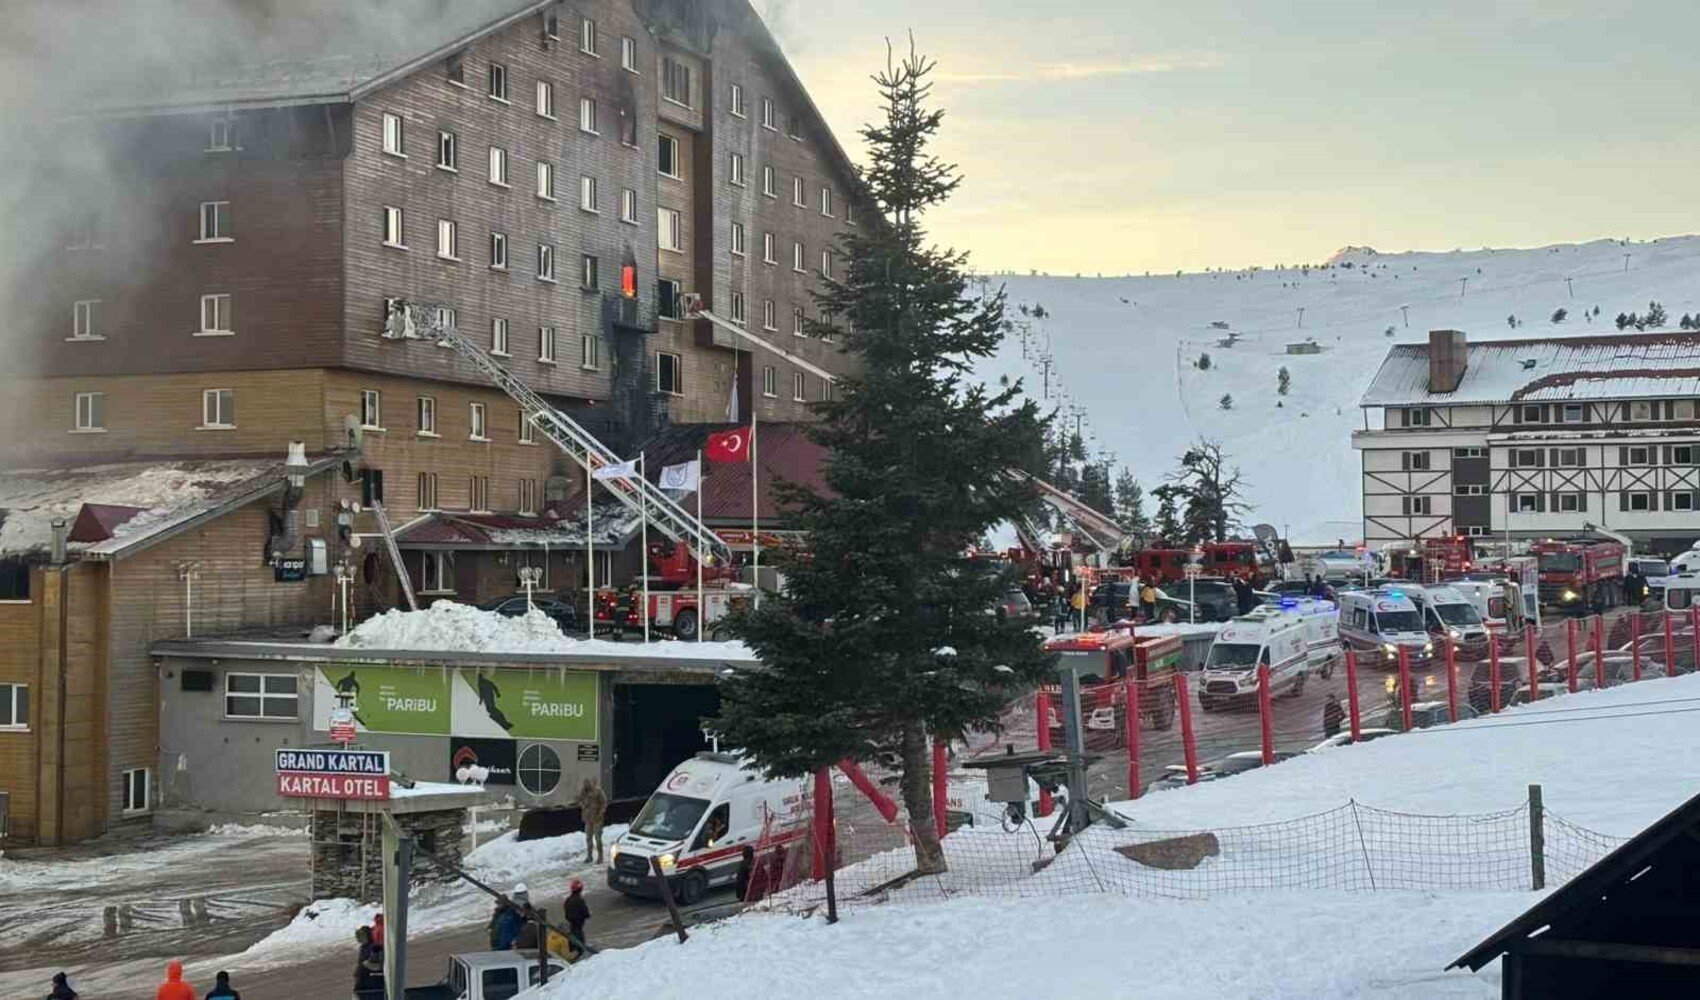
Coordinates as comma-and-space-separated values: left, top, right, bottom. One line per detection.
381, 302, 728, 565
677, 296, 1128, 553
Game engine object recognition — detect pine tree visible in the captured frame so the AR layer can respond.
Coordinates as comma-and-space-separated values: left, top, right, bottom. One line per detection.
1219, 393, 1233, 410
1151, 484, 1183, 544
1167, 440, 1249, 544
714, 47, 1051, 876
1277, 366, 1291, 395
1113, 468, 1150, 537
1078, 462, 1114, 515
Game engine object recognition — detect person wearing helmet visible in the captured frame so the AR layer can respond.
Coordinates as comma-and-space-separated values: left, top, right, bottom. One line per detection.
563, 878, 591, 958
492, 885, 530, 950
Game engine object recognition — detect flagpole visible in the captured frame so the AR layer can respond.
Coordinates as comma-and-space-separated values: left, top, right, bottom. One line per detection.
586, 459, 594, 640
640, 453, 650, 644
751, 395, 760, 609
696, 449, 705, 642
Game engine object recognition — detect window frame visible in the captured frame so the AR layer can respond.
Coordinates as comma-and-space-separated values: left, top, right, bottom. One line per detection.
792, 175, 805, 207
417, 473, 440, 512
197, 200, 231, 243
381, 112, 406, 157
536, 160, 557, 201
436, 218, 459, 260
579, 96, 598, 134
580, 16, 599, 56
655, 350, 684, 396
658, 208, 683, 252
820, 186, 834, 217
730, 221, 746, 256
579, 175, 599, 213
537, 243, 557, 282
729, 290, 746, 325
762, 298, 777, 331
469, 402, 488, 441
488, 145, 510, 187
0, 683, 28, 730
763, 232, 776, 265
122, 767, 151, 815
793, 241, 805, 273
488, 62, 509, 102
72, 391, 105, 433
206, 118, 233, 152
416, 395, 438, 437
792, 371, 806, 402
657, 133, 681, 179
761, 165, 776, 198
661, 56, 691, 107
383, 205, 405, 248
580, 253, 599, 291
761, 364, 776, 398
535, 79, 556, 119
200, 388, 235, 429
761, 96, 776, 130
539, 325, 558, 363
197, 292, 233, 336
656, 279, 682, 320
437, 129, 458, 171
489, 231, 508, 270
620, 188, 638, 224
620, 36, 638, 72
729, 82, 746, 117
580, 333, 600, 371
729, 151, 745, 186
223, 672, 300, 721
490, 317, 509, 356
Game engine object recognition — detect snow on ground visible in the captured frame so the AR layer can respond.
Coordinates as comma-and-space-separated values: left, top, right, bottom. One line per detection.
336, 601, 755, 660
536, 890, 1530, 1000
979, 236, 1700, 542
0, 823, 290, 894
229, 825, 628, 968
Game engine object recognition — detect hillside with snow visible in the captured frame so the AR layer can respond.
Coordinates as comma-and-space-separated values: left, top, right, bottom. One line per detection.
978, 235, 1700, 543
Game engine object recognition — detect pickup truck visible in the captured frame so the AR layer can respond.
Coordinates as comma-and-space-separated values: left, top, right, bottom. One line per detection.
354, 950, 568, 1000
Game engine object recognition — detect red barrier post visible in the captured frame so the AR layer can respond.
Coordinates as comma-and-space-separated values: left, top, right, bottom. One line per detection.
1124, 676, 1141, 798
1257, 663, 1275, 765
1344, 648, 1362, 742
1691, 605, 1700, 672
811, 767, 832, 879
1174, 672, 1200, 785
1444, 635, 1459, 722
1631, 611, 1642, 682
1665, 612, 1677, 678
931, 738, 948, 841
1397, 645, 1414, 732
1488, 630, 1502, 713
836, 759, 899, 824
1565, 618, 1579, 694
1592, 615, 1607, 690
1034, 690, 1053, 817
1525, 624, 1540, 703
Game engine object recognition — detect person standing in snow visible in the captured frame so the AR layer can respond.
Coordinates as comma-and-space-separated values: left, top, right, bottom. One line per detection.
1322, 692, 1345, 738
352, 926, 384, 996
204, 970, 241, 1000
563, 878, 591, 956
155, 960, 196, 1000
577, 778, 608, 863
45, 972, 77, 1000
493, 885, 530, 949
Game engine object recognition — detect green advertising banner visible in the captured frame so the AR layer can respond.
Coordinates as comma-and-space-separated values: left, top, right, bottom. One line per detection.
315, 666, 452, 735
457, 667, 599, 742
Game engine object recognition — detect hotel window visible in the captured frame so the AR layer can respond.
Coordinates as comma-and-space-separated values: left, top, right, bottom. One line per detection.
1452, 447, 1485, 459
122, 768, 151, 815
381, 112, 405, 156
437, 129, 458, 170
730, 222, 746, 256
470, 476, 491, 512
1509, 448, 1542, 468
1453, 484, 1485, 496
762, 298, 776, 331
0, 683, 29, 730
580, 97, 598, 133
469, 402, 487, 441
198, 293, 232, 334
490, 231, 508, 270
763, 231, 776, 264
761, 96, 775, 129
73, 391, 105, 431
224, 673, 298, 720
620, 188, 638, 224
198, 200, 230, 241
761, 365, 776, 397
1400, 451, 1430, 471
416, 473, 440, 512
537, 161, 556, 200
581, 333, 601, 370
1554, 447, 1585, 467
201, 388, 235, 429
657, 279, 681, 319
1624, 491, 1654, 512
792, 305, 805, 336
730, 291, 746, 325
792, 176, 805, 206
821, 186, 834, 216
1675, 400, 1697, 420
581, 253, 599, 290
1623, 445, 1653, 466
206, 118, 233, 152
793, 241, 805, 272
535, 80, 555, 118
620, 36, 637, 72
1670, 491, 1697, 512
1517, 404, 1543, 424
420, 549, 453, 590
519, 411, 536, 444
1401, 495, 1432, 516
539, 326, 557, 363
1400, 407, 1430, 427
730, 82, 746, 117
1672, 445, 1696, 465
416, 395, 437, 435
658, 133, 680, 177
537, 243, 556, 281
820, 249, 832, 278
656, 351, 683, 395
729, 151, 745, 186
658, 208, 682, 251
662, 57, 690, 106
1560, 402, 1586, 424
490, 317, 509, 355
1513, 493, 1541, 513
488, 146, 509, 186
382, 206, 405, 247
580, 16, 598, 55
1557, 492, 1586, 513
792, 371, 806, 402
436, 218, 458, 259
488, 62, 509, 101
1629, 400, 1656, 421
580, 175, 599, 212
360, 389, 382, 429
519, 478, 538, 514
762, 165, 775, 197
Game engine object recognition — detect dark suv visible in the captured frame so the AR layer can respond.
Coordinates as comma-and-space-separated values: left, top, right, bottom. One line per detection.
1156, 578, 1239, 622
479, 594, 580, 634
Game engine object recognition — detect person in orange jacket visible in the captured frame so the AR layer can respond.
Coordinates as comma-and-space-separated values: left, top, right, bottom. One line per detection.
155, 960, 195, 1000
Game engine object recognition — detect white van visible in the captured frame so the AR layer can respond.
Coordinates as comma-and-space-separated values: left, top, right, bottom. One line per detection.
1403, 584, 1492, 660
1338, 588, 1433, 667
1198, 608, 1310, 710
1268, 596, 1344, 678
607, 752, 809, 904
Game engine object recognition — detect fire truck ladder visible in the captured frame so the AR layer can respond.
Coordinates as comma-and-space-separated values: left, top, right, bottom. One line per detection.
683, 299, 1129, 555
386, 305, 727, 565
369, 501, 419, 611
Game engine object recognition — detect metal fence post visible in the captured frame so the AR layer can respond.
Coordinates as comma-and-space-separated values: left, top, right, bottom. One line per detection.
1444, 635, 1459, 723
1592, 614, 1606, 689
1345, 647, 1362, 741
1525, 624, 1540, 703
1257, 663, 1274, 766
1528, 784, 1546, 891
1124, 675, 1141, 799
1631, 611, 1642, 682
1034, 690, 1053, 818
1174, 672, 1199, 784
1566, 618, 1579, 694
1488, 632, 1502, 713
1665, 611, 1676, 678
1397, 645, 1414, 732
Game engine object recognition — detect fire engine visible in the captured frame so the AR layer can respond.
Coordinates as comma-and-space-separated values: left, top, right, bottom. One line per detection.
1040, 629, 1180, 751
595, 540, 755, 640
1529, 537, 1626, 613
1420, 535, 1475, 581
1132, 541, 1263, 584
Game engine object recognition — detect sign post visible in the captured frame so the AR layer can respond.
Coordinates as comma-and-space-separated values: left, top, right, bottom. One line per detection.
274, 748, 392, 801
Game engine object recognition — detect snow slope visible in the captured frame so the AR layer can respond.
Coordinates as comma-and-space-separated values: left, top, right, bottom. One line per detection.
980, 235, 1700, 542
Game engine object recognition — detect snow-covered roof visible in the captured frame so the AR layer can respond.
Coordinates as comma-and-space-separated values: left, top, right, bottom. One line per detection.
0, 458, 334, 559
333, 601, 757, 662
1360, 332, 1700, 407
394, 502, 643, 551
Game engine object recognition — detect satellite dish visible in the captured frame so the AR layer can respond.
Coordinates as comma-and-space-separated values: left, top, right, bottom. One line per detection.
342, 414, 365, 454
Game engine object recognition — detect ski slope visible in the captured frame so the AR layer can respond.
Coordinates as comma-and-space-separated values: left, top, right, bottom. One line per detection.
978, 235, 1700, 543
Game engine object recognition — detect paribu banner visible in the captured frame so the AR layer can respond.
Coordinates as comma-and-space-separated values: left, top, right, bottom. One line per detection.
313, 665, 598, 741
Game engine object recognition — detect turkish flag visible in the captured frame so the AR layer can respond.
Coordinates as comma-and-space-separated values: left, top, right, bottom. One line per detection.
706, 426, 751, 462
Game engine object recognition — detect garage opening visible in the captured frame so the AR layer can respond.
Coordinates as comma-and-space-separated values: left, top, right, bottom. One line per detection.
611, 683, 720, 802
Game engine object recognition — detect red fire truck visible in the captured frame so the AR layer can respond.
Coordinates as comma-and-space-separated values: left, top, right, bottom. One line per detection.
595, 540, 754, 640
1041, 629, 1180, 751
1421, 535, 1475, 581
1529, 537, 1626, 613
1132, 541, 1262, 584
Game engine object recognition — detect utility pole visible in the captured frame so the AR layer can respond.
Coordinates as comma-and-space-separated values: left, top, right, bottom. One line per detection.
1296, 306, 1305, 328
1458, 277, 1468, 299
1565, 276, 1574, 299
1400, 304, 1409, 328
1040, 356, 1051, 399
1623, 253, 1632, 273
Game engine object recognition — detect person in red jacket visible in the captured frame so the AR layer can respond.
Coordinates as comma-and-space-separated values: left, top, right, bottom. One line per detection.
155, 960, 195, 1000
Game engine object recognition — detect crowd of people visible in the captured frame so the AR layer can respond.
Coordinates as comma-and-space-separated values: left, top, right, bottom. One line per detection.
44, 962, 242, 1000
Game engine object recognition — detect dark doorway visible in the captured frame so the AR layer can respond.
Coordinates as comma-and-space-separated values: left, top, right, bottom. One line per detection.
611, 683, 720, 801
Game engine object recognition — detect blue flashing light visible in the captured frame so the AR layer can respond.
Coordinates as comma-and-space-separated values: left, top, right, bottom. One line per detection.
1278, 598, 1299, 609
1385, 590, 1404, 599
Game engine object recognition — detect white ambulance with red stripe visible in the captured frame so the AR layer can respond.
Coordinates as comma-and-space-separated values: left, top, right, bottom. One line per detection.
606, 752, 808, 904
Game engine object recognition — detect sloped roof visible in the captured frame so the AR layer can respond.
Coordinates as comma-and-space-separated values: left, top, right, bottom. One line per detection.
394, 504, 642, 550
74, 0, 552, 116
1359, 333, 1700, 407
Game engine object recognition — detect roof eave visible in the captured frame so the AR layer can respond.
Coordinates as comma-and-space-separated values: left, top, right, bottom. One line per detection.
347, 0, 558, 103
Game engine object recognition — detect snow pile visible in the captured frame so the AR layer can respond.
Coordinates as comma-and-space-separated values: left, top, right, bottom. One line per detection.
537, 890, 1530, 999
981, 236, 1700, 541
336, 601, 756, 660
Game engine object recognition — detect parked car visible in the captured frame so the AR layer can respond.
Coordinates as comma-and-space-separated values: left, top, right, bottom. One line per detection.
1316, 550, 1367, 582
479, 594, 580, 633
1089, 580, 1137, 621
1261, 580, 1321, 601
1148, 749, 1297, 791
1001, 589, 1034, 618
1155, 578, 1238, 622
1306, 728, 1399, 753
1378, 699, 1480, 732
1631, 558, 1670, 603
354, 949, 568, 1000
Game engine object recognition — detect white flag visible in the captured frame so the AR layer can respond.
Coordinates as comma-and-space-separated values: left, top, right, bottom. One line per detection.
725, 374, 740, 423
591, 458, 638, 481
659, 459, 700, 493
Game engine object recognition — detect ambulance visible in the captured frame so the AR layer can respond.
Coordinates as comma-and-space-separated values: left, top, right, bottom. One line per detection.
607, 752, 809, 904
1197, 607, 1311, 710
1268, 596, 1344, 679
1402, 584, 1493, 661
1337, 588, 1434, 667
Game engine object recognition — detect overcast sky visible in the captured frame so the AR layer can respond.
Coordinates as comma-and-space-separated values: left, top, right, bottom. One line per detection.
772, 0, 1700, 275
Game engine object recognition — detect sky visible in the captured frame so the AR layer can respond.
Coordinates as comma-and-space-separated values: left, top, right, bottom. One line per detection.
769, 0, 1700, 275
